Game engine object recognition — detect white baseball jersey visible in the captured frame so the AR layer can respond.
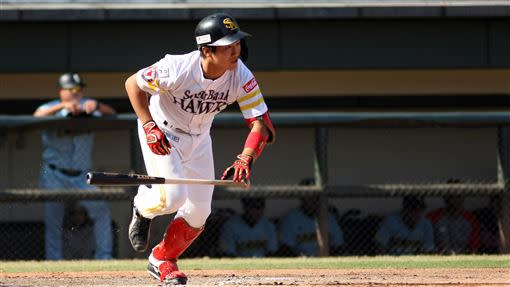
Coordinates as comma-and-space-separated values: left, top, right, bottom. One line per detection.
136, 50, 268, 135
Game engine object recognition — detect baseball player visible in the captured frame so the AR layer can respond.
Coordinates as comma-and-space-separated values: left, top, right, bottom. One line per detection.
279, 197, 345, 256
125, 13, 275, 286
427, 194, 481, 254
375, 196, 435, 255
218, 197, 278, 257
34, 72, 116, 260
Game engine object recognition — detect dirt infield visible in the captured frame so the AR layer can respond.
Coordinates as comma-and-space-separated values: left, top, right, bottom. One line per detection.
2, 268, 509, 287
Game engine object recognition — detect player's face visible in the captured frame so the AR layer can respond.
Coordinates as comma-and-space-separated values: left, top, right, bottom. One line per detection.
213, 40, 241, 70
59, 87, 83, 103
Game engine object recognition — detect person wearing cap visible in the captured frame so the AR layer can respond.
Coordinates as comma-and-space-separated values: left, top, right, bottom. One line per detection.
124, 12, 275, 286
34, 72, 116, 260
374, 195, 435, 255
278, 196, 345, 256
218, 197, 278, 257
278, 179, 345, 256
427, 193, 481, 254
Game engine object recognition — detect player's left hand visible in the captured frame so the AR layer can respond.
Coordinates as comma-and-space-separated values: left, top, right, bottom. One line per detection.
221, 154, 253, 182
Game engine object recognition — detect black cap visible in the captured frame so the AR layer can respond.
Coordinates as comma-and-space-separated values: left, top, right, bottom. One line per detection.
58, 72, 86, 89
195, 13, 250, 46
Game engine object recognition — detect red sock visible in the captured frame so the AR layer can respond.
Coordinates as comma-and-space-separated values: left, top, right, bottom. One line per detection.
152, 217, 204, 260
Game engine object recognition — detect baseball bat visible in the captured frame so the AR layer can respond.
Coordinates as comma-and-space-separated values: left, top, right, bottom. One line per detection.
86, 172, 249, 188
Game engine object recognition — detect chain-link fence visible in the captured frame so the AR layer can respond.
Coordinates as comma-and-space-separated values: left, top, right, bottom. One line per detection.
0, 113, 509, 260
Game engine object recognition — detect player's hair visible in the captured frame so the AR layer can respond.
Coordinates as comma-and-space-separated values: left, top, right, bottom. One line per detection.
197, 39, 248, 62
198, 45, 217, 58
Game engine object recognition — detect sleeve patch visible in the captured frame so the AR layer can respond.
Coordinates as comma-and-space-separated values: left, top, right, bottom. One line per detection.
157, 67, 169, 78
142, 66, 157, 82
242, 77, 258, 93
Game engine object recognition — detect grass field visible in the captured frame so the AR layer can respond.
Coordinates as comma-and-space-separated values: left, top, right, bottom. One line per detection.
2, 255, 509, 273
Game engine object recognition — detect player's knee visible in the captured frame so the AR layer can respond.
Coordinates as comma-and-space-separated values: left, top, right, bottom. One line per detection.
179, 203, 211, 228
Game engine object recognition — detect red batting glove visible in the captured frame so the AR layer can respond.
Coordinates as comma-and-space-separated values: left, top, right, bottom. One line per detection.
221, 154, 253, 182
142, 120, 171, 155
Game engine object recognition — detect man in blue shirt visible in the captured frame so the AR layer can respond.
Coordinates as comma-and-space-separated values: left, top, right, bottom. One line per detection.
34, 72, 116, 260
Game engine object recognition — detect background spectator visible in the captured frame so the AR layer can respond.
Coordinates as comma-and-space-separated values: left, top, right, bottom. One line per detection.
34, 72, 116, 260
375, 195, 435, 255
218, 197, 278, 257
278, 195, 345, 256
427, 194, 480, 254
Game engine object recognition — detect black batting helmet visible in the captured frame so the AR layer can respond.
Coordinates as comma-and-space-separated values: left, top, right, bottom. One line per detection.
195, 13, 250, 47
58, 72, 86, 89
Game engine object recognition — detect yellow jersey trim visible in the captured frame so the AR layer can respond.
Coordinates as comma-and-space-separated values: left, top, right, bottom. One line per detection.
237, 89, 261, 104
239, 97, 265, 111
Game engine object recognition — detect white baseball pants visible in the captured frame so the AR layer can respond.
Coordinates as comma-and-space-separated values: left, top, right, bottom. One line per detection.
134, 121, 214, 228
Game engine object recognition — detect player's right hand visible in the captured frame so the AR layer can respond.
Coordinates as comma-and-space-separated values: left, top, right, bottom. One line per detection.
142, 120, 171, 155
62, 101, 82, 116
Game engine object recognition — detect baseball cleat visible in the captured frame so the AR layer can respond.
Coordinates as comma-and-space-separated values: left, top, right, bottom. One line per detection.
128, 206, 152, 252
147, 260, 161, 281
148, 254, 187, 286
163, 275, 187, 286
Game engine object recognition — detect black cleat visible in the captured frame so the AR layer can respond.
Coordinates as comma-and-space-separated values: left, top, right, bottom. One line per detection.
147, 258, 187, 286
147, 260, 161, 281
128, 206, 152, 252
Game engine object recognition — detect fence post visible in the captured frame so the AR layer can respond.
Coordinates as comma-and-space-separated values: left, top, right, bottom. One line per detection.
497, 126, 510, 254
314, 127, 329, 256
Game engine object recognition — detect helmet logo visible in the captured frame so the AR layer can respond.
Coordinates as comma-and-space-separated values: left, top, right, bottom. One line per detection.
196, 34, 212, 45
223, 18, 238, 31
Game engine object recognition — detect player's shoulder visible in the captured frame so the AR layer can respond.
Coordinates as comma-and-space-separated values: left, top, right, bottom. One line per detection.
235, 60, 254, 78
80, 97, 94, 103
161, 50, 199, 65
158, 51, 199, 75
233, 60, 259, 94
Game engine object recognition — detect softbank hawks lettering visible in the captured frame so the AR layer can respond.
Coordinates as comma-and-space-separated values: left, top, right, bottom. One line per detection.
172, 89, 230, 114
